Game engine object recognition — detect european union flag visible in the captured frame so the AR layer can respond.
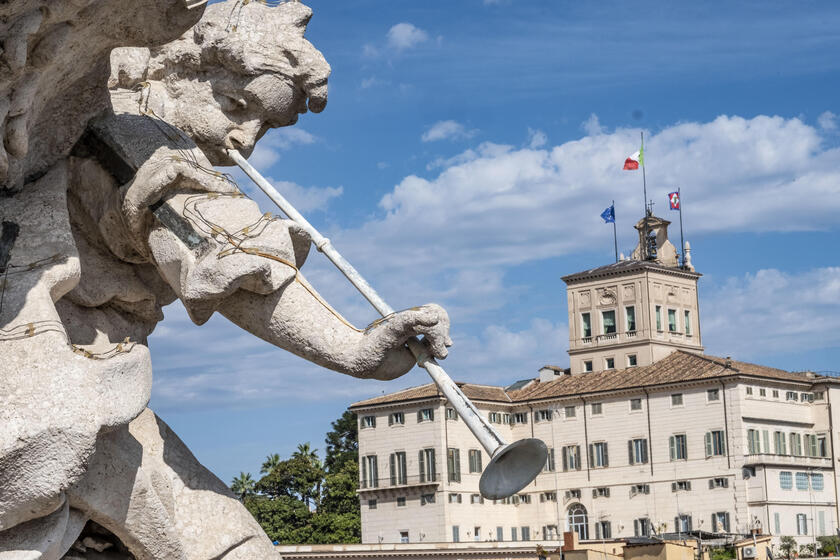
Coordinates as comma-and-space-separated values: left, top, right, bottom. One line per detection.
600, 204, 615, 224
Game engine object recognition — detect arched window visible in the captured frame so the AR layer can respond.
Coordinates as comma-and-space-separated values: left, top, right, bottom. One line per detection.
568, 503, 589, 540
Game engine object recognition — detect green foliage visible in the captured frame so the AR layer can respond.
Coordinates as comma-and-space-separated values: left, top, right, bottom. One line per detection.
709, 547, 736, 560
817, 536, 840, 557
800, 544, 816, 557
780, 536, 798, 559
232, 409, 361, 544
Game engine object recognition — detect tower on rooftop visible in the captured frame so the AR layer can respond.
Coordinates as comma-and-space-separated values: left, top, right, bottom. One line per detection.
562, 214, 702, 374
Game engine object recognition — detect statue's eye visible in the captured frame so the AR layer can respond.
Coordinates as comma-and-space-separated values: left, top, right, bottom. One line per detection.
221, 94, 248, 112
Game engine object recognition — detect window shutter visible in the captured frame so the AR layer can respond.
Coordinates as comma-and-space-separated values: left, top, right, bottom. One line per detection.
671, 482, 677, 492
723, 478, 729, 488
686, 481, 691, 490
390, 454, 396, 485
724, 512, 730, 532
603, 443, 609, 467
605, 488, 610, 497
669, 436, 676, 460
634, 519, 639, 536
361, 458, 367, 486
419, 450, 425, 482
588, 444, 594, 467
705, 432, 712, 457
709, 479, 714, 489
430, 449, 436, 480
593, 489, 598, 499
688, 516, 693, 531
575, 446, 582, 470
642, 440, 648, 464
674, 517, 679, 531
628, 440, 634, 465
711, 514, 717, 532
562, 447, 569, 471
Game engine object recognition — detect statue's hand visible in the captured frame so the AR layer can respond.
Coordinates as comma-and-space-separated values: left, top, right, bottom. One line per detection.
357, 304, 453, 380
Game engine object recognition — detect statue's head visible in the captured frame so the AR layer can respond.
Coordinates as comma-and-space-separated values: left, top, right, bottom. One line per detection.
110, 0, 330, 164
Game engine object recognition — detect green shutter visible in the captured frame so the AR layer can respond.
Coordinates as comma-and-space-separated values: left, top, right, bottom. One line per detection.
705, 432, 713, 457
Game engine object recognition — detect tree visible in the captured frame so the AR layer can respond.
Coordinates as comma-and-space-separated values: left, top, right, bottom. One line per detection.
244, 495, 313, 544
817, 536, 840, 557
324, 410, 357, 474
230, 472, 255, 500
780, 536, 798, 560
261, 453, 281, 475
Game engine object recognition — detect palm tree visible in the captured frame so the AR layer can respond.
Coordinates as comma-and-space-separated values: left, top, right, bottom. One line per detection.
292, 443, 320, 466
292, 442, 323, 510
230, 472, 255, 500
260, 453, 281, 475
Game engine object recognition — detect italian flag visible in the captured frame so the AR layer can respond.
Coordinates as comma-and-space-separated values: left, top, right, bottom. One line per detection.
623, 143, 644, 170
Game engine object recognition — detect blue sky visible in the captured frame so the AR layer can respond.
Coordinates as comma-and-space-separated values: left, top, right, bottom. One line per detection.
148, 0, 840, 485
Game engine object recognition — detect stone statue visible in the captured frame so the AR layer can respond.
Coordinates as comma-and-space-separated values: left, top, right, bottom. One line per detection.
0, 1, 450, 558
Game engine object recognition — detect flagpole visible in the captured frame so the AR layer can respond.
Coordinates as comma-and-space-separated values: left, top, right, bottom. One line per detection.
640, 130, 649, 259
612, 200, 618, 263
678, 187, 685, 268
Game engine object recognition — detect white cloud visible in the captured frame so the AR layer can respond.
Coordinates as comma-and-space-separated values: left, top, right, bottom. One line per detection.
818, 110, 837, 131
582, 113, 605, 136
248, 127, 317, 169
527, 127, 548, 148
702, 267, 840, 363
421, 120, 478, 142
386, 23, 429, 51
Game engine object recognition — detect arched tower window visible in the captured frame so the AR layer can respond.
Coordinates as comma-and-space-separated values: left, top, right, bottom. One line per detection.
568, 503, 589, 540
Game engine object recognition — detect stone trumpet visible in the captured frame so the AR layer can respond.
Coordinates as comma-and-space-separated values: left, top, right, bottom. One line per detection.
227, 149, 547, 499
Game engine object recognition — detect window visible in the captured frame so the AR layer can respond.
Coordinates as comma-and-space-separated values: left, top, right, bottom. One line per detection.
671, 393, 684, 406
672, 480, 692, 492
502, 413, 511, 425
605, 357, 615, 370
684, 310, 691, 335
746, 386, 753, 395
417, 408, 434, 422
628, 354, 638, 367
707, 388, 720, 402
655, 306, 662, 331
521, 527, 531, 541
631, 484, 650, 496
581, 313, 592, 338
713, 512, 730, 533
513, 412, 528, 424
474, 526, 481, 542
709, 477, 729, 489
562, 445, 582, 471
705, 431, 726, 457
806, 434, 819, 457
669, 434, 687, 461
812, 473, 824, 491
634, 518, 650, 537
361, 415, 376, 428
389, 451, 407, 485
815, 391, 825, 401
389, 412, 404, 426
537, 409, 553, 422
591, 402, 603, 415
630, 398, 642, 411
540, 492, 557, 502
629, 438, 649, 465
759, 388, 766, 397
773, 390, 780, 398
449, 493, 462, 503
796, 472, 809, 490
786, 391, 798, 401
419, 448, 436, 482
488, 412, 502, 424
675, 515, 693, 532
397, 496, 406, 507
668, 309, 677, 332
774, 431, 787, 455
589, 442, 609, 468
496, 527, 504, 542
368, 499, 377, 509
797, 513, 808, 535
420, 493, 435, 505
565, 405, 576, 418
510, 527, 518, 541
602, 310, 616, 334
543, 525, 559, 540
452, 526, 460, 542
593, 487, 610, 498
544, 447, 556, 472
626, 306, 636, 331
774, 513, 780, 534
818, 435, 828, 457
447, 448, 461, 482
802, 393, 814, 403
596, 521, 612, 539
568, 504, 589, 540
361, 455, 378, 488
400, 531, 409, 544
564, 489, 581, 500
780, 471, 792, 490
747, 429, 761, 454
468, 450, 482, 473
470, 493, 484, 504
583, 360, 593, 373
446, 407, 458, 421
790, 433, 802, 456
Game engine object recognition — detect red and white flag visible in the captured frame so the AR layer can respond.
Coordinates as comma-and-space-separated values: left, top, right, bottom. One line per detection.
623, 150, 641, 170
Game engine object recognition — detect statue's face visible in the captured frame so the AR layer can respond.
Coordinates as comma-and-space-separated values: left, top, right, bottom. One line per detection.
170, 70, 317, 165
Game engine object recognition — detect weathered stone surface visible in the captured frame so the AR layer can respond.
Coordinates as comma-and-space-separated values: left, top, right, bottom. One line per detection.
1, 1, 452, 559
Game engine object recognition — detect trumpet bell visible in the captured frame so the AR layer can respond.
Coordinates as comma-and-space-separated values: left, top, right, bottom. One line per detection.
479, 438, 548, 500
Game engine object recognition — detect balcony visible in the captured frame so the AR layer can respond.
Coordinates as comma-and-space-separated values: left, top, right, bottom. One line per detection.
596, 333, 617, 343
357, 474, 441, 493
742, 453, 832, 468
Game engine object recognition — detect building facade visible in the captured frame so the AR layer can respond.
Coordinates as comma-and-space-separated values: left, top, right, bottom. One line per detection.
350, 215, 839, 549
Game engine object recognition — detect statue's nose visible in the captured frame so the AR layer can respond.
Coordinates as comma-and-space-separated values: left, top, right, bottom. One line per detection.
298, 40, 330, 114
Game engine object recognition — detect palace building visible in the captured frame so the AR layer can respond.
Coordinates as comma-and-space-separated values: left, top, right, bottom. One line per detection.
350, 214, 839, 549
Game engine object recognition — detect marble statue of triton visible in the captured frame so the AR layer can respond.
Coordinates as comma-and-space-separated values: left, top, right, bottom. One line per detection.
0, 1, 451, 558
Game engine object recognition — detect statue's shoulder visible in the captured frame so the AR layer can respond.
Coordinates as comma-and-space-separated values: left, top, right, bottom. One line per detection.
72, 96, 207, 185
